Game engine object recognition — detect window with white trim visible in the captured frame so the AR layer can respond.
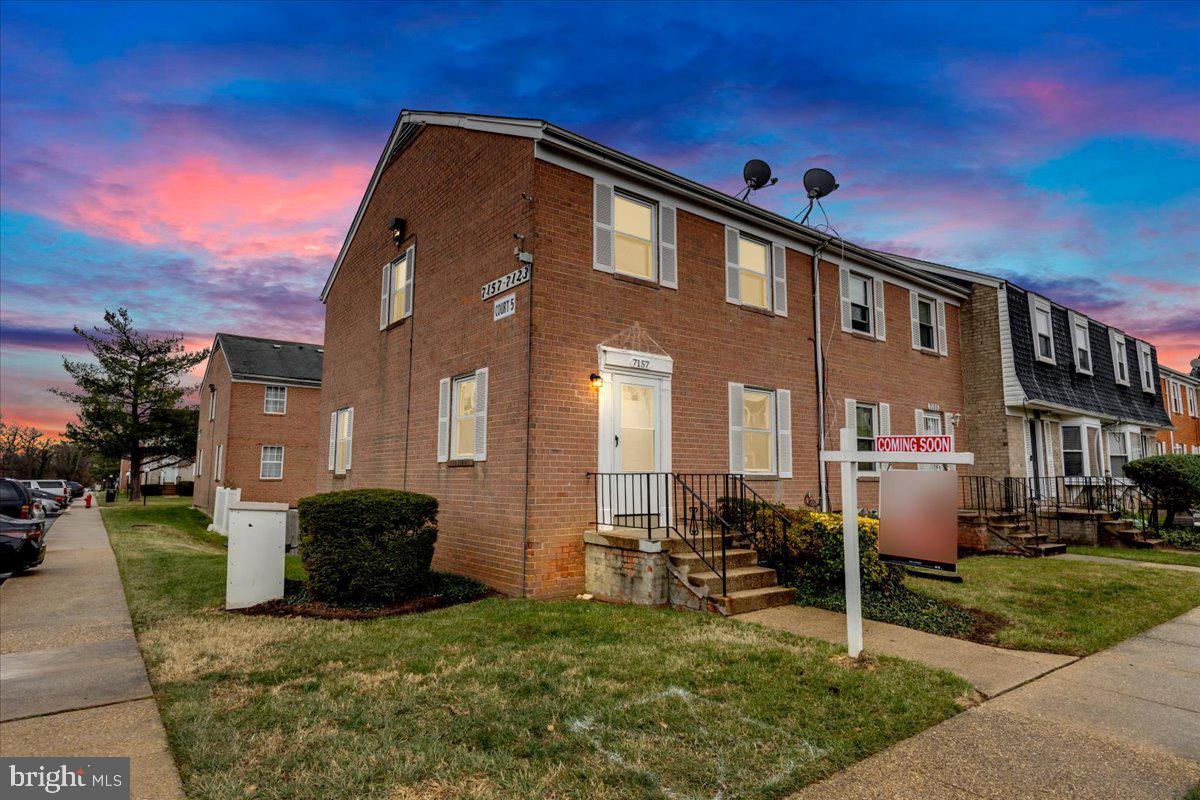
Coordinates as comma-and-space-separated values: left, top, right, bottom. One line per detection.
847, 272, 873, 334
736, 234, 771, 310
264, 385, 287, 415
1157, 441, 1167, 455
260, 445, 284, 479
1071, 314, 1092, 374
741, 388, 775, 474
613, 192, 656, 280
1137, 342, 1155, 393
916, 296, 935, 351
1029, 296, 1055, 364
1169, 380, 1183, 414
379, 245, 415, 329
1108, 432, 1128, 478
1188, 385, 1198, 417
1061, 426, 1084, 477
451, 375, 477, 461
855, 402, 878, 474
1110, 331, 1129, 385
329, 407, 353, 475
438, 368, 488, 463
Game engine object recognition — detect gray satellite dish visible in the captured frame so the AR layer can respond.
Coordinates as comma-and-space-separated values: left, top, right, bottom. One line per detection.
743, 159, 773, 191
803, 168, 839, 199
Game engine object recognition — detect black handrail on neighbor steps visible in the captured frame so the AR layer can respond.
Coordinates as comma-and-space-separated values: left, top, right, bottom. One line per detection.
586, 472, 733, 596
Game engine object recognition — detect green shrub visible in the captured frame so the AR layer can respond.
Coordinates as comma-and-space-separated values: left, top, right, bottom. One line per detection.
297, 488, 438, 605
1162, 527, 1200, 551
1124, 455, 1200, 527
175, 481, 194, 497
719, 497, 901, 590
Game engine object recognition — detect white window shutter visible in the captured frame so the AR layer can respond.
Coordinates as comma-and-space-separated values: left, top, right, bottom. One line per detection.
344, 408, 354, 470
772, 243, 787, 317
659, 205, 677, 289
839, 268, 852, 332
1043, 421, 1054, 477
844, 398, 856, 437
328, 412, 337, 471
936, 300, 947, 355
909, 291, 921, 350
944, 411, 957, 471
724, 226, 740, 304
379, 263, 390, 330
473, 367, 488, 461
728, 383, 744, 472
873, 277, 886, 340
593, 182, 614, 273
437, 378, 450, 463
880, 403, 891, 434
776, 389, 792, 478
403, 244, 415, 318
1023, 424, 1034, 479
915, 408, 923, 434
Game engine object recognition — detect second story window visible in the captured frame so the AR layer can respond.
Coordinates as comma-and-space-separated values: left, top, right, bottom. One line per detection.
1110, 331, 1129, 385
737, 235, 771, 310
1137, 342, 1155, 393
839, 267, 883, 339
1188, 385, 1198, 417
1070, 313, 1092, 374
1029, 295, 1055, 364
613, 193, 655, 280
848, 273, 872, 333
264, 385, 287, 414
379, 244, 415, 330
1168, 381, 1182, 414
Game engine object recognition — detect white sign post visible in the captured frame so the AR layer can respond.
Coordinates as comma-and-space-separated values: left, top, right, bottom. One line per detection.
821, 430, 974, 657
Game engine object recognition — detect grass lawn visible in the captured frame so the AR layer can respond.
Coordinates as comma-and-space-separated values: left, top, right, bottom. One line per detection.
102, 499, 972, 800
1066, 545, 1200, 569
909, 555, 1200, 656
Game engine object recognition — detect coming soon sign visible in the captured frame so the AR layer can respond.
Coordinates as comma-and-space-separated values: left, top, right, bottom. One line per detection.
874, 435, 954, 454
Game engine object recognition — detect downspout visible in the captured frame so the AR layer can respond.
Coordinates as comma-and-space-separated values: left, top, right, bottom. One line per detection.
812, 238, 831, 511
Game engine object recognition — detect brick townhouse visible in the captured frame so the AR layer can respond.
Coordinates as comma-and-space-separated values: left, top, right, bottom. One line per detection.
194, 334, 323, 515
889, 255, 1172, 483
1157, 360, 1200, 455
314, 110, 968, 604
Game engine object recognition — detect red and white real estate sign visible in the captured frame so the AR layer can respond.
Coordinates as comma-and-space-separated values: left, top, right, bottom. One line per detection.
874, 435, 954, 454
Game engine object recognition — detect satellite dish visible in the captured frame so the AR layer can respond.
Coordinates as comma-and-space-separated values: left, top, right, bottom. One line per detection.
743, 159, 773, 191
803, 168, 839, 199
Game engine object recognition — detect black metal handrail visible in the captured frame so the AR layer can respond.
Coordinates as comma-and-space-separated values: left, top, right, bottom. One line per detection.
728, 479, 794, 566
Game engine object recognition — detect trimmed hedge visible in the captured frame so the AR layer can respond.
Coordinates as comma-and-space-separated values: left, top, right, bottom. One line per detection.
297, 488, 438, 605
175, 481, 195, 497
1125, 454, 1200, 527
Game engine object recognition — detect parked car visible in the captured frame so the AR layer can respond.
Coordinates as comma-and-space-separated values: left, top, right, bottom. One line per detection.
19, 480, 71, 508
0, 515, 47, 577
66, 480, 84, 499
0, 478, 36, 519
27, 489, 63, 516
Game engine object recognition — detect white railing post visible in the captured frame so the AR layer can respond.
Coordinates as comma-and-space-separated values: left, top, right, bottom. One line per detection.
840, 426, 863, 658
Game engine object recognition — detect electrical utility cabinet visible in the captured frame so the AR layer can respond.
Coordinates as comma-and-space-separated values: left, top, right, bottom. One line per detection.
226, 501, 287, 610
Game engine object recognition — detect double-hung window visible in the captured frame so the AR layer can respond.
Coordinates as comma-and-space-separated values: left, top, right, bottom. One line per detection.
855, 402, 878, 473
260, 445, 284, 479
1169, 381, 1183, 414
1188, 386, 1198, 417
264, 385, 287, 415
737, 235, 771, 310
742, 388, 775, 474
1110, 331, 1129, 385
438, 368, 488, 463
1070, 313, 1092, 374
728, 384, 792, 477
915, 296, 936, 350
328, 407, 353, 475
848, 272, 873, 334
379, 245, 415, 329
1061, 426, 1084, 477
1137, 342, 1155, 393
1108, 432, 1129, 478
613, 192, 655, 280
1029, 295, 1055, 364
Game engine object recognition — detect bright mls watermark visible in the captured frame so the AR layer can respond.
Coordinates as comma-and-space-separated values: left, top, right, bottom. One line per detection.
2, 758, 129, 799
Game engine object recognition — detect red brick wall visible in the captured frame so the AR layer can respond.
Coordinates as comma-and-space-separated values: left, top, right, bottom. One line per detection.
193, 348, 321, 515
818, 263, 968, 510
1157, 376, 1200, 453
315, 126, 536, 596
524, 161, 821, 598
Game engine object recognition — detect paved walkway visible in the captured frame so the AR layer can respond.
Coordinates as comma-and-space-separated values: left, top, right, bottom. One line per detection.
0, 504, 183, 800
790, 607, 1200, 799
1055, 551, 1200, 574
740, 605, 1075, 697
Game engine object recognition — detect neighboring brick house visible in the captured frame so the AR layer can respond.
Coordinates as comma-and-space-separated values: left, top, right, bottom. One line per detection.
117, 455, 193, 493
314, 110, 969, 601
1157, 360, 1200, 455
194, 334, 323, 516
888, 255, 1172, 483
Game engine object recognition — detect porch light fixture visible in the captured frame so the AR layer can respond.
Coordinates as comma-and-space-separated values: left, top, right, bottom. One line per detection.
389, 217, 406, 247
589, 373, 603, 389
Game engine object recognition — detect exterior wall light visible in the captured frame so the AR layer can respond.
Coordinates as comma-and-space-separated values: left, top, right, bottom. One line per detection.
589, 373, 603, 389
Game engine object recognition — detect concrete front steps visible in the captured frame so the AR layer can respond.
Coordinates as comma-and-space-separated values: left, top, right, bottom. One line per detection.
1098, 517, 1165, 550
669, 547, 795, 614
959, 509, 1066, 556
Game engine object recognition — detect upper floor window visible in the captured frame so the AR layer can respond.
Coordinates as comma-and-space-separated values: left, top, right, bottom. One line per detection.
1070, 313, 1092, 375
1110, 331, 1129, 386
613, 192, 655, 280
1169, 381, 1183, 414
260, 445, 284, 479
1029, 295, 1055, 364
848, 272, 873, 334
915, 297, 935, 350
1188, 385, 1198, 417
328, 407, 353, 475
379, 245, 415, 330
1137, 342, 1155, 393
736, 236, 771, 310
264, 385, 287, 415
438, 368, 489, 463
208, 387, 216, 421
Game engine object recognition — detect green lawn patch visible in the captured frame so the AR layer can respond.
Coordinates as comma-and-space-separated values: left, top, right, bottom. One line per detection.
909, 555, 1200, 656
102, 499, 971, 800
1066, 545, 1200, 569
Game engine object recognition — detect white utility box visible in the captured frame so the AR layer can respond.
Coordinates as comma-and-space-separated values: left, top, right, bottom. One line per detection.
225, 501, 287, 610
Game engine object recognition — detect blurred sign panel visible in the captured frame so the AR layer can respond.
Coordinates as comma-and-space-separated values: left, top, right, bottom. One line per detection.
878, 469, 958, 571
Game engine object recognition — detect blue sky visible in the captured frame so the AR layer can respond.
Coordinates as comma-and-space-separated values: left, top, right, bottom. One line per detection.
1, 0, 1197, 432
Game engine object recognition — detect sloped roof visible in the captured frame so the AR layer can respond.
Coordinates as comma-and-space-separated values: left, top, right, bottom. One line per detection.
213, 333, 323, 386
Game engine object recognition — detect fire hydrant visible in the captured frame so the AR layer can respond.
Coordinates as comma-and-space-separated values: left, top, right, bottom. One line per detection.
84, 491, 93, 509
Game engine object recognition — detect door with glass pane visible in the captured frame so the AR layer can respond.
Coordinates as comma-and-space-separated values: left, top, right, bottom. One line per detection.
607, 373, 665, 527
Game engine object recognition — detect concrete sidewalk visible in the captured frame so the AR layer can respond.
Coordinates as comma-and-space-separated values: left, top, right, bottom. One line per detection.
790, 607, 1200, 799
1055, 551, 1200, 574
0, 504, 183, 800
740, 605, 1075, 697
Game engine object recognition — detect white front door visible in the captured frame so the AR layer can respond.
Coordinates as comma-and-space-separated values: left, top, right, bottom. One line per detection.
598, 370, 670, 526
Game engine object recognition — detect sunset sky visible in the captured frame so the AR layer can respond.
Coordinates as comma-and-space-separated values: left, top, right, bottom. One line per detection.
1, 1, 1197, 435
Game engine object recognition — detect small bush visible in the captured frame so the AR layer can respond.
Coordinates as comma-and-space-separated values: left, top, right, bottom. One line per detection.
1125, 455, 1200, 527
1162, 527, 1200, 551
298, 488, 438, 605
175, 481, 195, 497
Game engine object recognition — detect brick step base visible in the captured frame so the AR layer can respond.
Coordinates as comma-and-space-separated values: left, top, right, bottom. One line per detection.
718, 585, 796, 615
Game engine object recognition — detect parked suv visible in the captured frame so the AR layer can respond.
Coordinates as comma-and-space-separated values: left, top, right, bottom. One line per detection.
0, 478, 36, 519
19, 480, 71, 508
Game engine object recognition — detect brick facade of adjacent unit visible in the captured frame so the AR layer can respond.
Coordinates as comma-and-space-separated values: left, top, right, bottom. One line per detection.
194, 348, 322, 516
317, 118, 970, 599
1157, 369, 1200, 455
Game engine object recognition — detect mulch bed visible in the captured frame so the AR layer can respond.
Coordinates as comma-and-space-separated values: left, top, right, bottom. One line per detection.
233, 577, 494, 620
960, 606, 1009, 647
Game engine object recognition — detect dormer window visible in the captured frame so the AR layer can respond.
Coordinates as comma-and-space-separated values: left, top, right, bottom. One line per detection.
1110, 331, 1129, 385
1029, 295, 1055, 364
1137, 342, 1155, 393
1070, 312, 1092, 375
